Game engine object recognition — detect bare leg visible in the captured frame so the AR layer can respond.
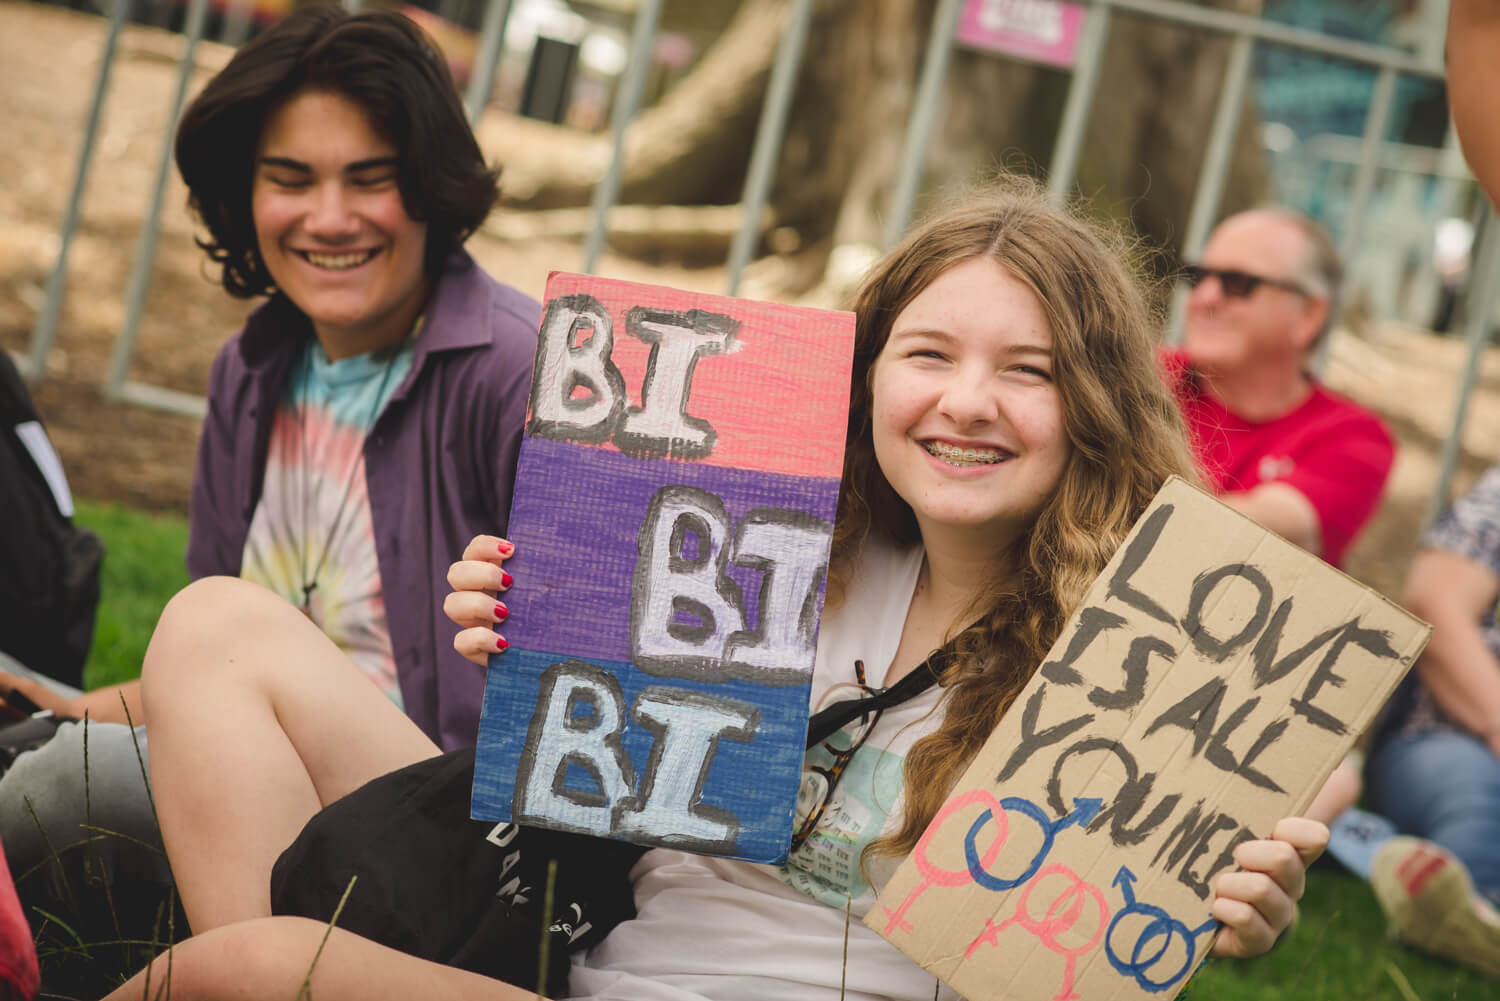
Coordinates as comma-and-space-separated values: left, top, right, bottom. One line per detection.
1304, 754, 1363, 827
142, 576, 440, 931
100, 916, 536, 1001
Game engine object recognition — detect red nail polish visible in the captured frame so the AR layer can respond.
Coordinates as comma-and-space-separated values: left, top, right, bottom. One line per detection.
497, 540, 513, 557
494, 603, 509, 622
499, 570, 513, 590
494, 634, 509, 652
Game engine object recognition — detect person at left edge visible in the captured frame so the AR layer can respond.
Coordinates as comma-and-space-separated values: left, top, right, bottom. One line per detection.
0, 5, 539, 920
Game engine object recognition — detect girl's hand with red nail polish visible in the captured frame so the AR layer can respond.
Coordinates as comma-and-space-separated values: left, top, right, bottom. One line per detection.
444, 534, 517, 666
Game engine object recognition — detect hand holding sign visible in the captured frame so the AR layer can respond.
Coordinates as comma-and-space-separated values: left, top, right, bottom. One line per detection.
1207, 816, 1326, 959
445, 534, 516, 662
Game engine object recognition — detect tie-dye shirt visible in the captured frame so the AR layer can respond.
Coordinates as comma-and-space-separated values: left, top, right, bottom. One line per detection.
240, 336, 416, 707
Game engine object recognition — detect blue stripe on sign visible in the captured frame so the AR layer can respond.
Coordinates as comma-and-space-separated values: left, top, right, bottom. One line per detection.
472, 648, 805, 864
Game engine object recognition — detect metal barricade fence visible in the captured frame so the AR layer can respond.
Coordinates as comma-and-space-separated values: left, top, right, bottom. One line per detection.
13, 0, 1491, 523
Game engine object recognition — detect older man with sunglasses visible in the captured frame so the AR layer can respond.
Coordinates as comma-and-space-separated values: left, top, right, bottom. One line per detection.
1162, 208, 1395, 571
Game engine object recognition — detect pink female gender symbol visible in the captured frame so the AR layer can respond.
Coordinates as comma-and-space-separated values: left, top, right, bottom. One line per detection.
963, 862, 1108, 1001
881, 789, 1009, 936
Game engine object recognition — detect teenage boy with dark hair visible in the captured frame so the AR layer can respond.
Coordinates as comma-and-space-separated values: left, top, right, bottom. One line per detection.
0, 6, 538, 946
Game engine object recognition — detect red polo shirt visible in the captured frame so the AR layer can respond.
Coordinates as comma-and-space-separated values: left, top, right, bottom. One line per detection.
1161, 348, 1395, 567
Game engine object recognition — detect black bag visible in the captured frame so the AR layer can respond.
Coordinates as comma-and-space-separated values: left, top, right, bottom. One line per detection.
0, 351, 103, 689
270, 747, 646, 995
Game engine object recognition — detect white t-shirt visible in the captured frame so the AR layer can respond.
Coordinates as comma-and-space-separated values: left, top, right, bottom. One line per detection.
566, 538, 963, 1001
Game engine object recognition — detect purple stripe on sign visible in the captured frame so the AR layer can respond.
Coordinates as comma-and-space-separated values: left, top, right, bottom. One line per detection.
501, 436, 842, 679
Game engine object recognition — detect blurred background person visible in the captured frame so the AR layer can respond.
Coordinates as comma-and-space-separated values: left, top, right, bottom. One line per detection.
1161, 208, 1394, 830
1163, 207, 1394, 572
1447, 0, 1500, 208
1361, 464, 1500, 979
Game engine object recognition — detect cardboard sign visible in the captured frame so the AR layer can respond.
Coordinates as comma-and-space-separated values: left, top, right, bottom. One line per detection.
956, 0, 1088, 69
869, 477, 1428, 1001
471, 272, 855, 863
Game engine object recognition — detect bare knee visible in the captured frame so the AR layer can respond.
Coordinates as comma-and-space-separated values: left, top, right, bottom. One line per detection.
109, 917, 337, 1000
142, 577, 295, 700
211, 916, 332, 984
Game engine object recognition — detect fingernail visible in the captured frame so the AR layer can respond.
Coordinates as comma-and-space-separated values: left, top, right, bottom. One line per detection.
494, 603, 509, 622
499, 570, 513, 590
497, 540, 514, 557
494, 634, 509, 652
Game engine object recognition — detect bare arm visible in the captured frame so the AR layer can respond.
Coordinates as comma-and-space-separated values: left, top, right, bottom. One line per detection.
0, 671, 144, 725
1219, 482, 1323, 557
1449, 0, 1500, 208
1402, 548, 1500, 755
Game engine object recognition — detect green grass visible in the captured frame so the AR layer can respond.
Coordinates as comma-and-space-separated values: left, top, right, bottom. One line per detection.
26, 500, 189, 994
1191, 866, 1497, 1000
51, 501, 1500, 998
73, 499, 190, 691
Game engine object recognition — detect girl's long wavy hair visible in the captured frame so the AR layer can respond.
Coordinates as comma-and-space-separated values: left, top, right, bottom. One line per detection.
827, 181, 1201, 858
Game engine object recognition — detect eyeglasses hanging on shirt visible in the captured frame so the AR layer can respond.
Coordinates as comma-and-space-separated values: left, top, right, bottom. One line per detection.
791, 644, 954, 855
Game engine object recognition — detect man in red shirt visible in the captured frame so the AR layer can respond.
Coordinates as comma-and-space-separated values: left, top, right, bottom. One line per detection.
1164, 208, 1395, 569
1167, 208, 1400, 929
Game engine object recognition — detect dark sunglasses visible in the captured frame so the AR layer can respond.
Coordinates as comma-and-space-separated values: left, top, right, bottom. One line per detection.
1180, 264, 1310, 299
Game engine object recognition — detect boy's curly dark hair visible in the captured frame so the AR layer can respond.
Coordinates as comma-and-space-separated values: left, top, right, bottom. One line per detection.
174, 5, 499, 298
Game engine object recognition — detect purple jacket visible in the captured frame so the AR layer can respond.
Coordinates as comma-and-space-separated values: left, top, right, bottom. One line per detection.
187, 252, 540, 750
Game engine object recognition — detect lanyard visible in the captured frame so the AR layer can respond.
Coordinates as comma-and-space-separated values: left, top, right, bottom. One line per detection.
804, 645, 952, 749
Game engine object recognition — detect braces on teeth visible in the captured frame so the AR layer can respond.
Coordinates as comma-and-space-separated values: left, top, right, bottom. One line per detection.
925, 441, 1004, 464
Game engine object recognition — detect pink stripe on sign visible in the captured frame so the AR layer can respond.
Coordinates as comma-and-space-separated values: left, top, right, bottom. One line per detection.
530, 271, 855, 480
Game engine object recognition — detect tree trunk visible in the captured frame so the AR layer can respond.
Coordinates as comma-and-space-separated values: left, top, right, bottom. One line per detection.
1078, 6, 1270, 261
480, 0, 1270, 292
780, 0, 1270, 295
478, 0, 785, 209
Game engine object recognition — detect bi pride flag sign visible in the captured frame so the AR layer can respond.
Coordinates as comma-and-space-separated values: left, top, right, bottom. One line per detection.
472, 272, 856, 863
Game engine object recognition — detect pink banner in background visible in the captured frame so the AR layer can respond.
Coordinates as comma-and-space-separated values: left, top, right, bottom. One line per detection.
957, 0, 1086, 69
